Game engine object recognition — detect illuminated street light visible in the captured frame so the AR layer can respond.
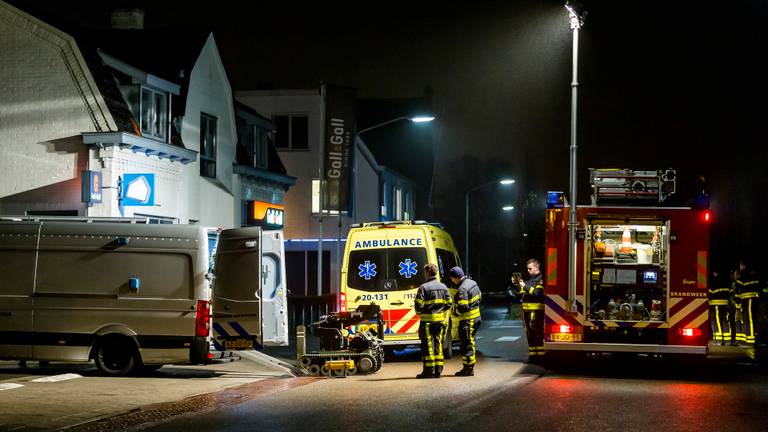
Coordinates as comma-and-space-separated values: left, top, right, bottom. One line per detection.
465, 178, 516, 276
410, 116, 435, 123
502, 205, 515, 211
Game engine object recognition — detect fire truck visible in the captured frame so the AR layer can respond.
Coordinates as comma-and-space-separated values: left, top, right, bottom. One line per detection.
543, 168, 711, 358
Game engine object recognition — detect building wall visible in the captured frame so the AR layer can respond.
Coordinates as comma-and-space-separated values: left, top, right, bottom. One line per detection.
0, 2, 115, 214
183, 34, 237, 228
235, 91, 326, 238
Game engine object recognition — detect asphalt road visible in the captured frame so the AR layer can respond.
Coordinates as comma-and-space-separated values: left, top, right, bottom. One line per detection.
141, 303, 768, 432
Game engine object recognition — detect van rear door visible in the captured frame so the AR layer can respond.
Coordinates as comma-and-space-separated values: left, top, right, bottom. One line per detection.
261, 230, 288, 346
212, 227, 262, 350
0, 222, 38, 359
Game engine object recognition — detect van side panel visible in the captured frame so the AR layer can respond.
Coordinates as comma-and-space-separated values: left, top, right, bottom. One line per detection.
32, 223, 201, 364
0, 222, 39, 359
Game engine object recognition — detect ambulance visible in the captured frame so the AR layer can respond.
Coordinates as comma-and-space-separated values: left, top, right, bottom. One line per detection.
340, 221, 462, 356
543, 169, 710, 359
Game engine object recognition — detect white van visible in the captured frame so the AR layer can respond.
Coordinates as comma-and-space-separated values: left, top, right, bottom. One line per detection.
0, 218, 263, 376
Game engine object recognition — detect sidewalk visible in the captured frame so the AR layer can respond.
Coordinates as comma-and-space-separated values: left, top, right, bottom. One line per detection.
0, 354, 293, 431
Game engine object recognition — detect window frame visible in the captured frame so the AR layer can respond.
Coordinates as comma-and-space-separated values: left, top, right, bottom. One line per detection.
273, 114, 310, 151
200, 113, 218, 178
139, 86, 169, 142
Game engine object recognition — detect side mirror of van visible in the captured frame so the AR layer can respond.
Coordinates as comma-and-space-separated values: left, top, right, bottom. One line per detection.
129, 277, 140, 293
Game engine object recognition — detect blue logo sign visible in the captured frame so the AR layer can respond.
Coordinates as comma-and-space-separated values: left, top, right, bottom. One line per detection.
122, 174, 155, 206
398, 259, 418, 278
81, 170, 102, 204
358, 261, 377, 280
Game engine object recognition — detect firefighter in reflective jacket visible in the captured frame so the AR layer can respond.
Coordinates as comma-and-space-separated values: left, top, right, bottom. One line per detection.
518, 258, 545, 358
708, 269, 732, 346
448, 266, 481, 376
414, 263, 452, 378
734, 260, 762, 346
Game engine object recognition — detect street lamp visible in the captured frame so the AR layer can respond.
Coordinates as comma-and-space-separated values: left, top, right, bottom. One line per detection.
465, 178, 515, 276
357, 116, 435, 135
565, 0, 585, 314
502, 205, 515, 211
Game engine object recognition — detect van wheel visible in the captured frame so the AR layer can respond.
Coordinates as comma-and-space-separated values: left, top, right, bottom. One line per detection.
94, 337, 139, 376
443, 324, 453, 359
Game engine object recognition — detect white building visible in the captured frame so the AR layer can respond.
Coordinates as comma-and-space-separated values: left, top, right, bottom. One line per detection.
0, 2, 292, 229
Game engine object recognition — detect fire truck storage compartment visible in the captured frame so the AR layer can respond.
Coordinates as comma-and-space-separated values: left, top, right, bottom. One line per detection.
586, 218, 669, 343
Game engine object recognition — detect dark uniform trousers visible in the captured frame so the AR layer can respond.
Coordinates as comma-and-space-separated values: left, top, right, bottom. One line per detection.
459, 316, 481, 366
735, 278, 761, 346
708, 283, 732, 345
522, 303, 545, 356
418, 321, 446, 369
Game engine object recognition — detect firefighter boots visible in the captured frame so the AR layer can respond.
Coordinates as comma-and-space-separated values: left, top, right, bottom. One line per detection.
455, 365, 474, 376
434, 365, 443, 378
416, 368, 436, 379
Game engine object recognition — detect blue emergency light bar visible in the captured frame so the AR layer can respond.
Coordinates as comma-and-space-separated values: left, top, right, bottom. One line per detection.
547, 191, 565, 209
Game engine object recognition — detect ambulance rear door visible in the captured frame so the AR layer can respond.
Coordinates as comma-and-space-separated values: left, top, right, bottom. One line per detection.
212, 227, 262, 350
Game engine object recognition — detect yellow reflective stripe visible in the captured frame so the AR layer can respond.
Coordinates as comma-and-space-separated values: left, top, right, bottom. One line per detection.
415, 298, 424, 304
419, 313, 447, 322
739, 292, 759, 299
457, 300, 469, 305
708, 288, 731, 294
709, 299, 729, 306
522, 302, 544, 311
456, 308, 481, 320
423, 298, 449, 305
736, 280, 759, 286
468, 294, 481, 304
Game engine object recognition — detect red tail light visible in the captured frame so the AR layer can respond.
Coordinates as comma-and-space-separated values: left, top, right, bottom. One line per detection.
703, 210, 711, 223
552, 324, 573, 333
195, 300, 211, 337
679, 328, 702, 337
339, 292, 347, 312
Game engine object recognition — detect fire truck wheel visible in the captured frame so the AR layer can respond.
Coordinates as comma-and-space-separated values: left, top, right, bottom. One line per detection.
308, 364, 321, 376
299, 357, 313, 368
320, 364, 331, 376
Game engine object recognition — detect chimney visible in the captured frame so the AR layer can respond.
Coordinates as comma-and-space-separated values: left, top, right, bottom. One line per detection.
110, 8, 144, 30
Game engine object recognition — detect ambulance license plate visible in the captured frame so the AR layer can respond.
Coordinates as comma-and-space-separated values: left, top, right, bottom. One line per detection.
224, 339, 253, 349
550, 333, 582, 342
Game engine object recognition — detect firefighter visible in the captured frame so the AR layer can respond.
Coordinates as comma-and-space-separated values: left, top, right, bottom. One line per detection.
708, 269, 732, 346
448, 266, 482, 376
734, 260, 761, 347
518, 258, 545, 359
414, 263, 451, 378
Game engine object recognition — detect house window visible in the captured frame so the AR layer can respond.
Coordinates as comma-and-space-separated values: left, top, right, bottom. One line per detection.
274, 114, 309, 150
140, 87, 168, 141
396, 188, 403, 220
200, 113, 217, 178
254, 129, 269, 169
311, 179, 339, 215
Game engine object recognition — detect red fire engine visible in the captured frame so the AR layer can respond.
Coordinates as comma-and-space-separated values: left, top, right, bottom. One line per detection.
544, 168, 710, 357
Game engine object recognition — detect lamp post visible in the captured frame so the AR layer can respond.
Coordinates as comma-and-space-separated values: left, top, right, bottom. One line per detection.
565, 1, 585, 314
465, 178, 515, 276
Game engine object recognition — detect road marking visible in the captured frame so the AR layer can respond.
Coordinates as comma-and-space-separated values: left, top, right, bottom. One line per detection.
30, 373, 82, 383
0, 383, 24, 391
494, 336, 521, 342
489, 325, 523, 329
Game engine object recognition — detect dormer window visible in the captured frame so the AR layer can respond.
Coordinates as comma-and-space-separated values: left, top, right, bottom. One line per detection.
140, 87, 168, 141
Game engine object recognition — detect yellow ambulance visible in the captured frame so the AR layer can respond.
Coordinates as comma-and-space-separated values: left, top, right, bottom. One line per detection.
340, 221, 462, 357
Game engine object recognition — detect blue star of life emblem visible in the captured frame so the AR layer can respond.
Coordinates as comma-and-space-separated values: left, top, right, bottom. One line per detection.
398, 259, 418, 278
358, 260, 377, 280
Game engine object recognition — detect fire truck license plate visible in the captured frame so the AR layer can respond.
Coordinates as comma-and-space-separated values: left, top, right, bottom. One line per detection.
224, 339, 253, 349
550, 333, 582, 342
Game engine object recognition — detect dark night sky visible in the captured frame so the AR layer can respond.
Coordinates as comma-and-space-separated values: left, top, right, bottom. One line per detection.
13, 0, 768, 286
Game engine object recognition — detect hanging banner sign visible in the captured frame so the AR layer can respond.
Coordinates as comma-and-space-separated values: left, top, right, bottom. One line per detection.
323, 84, 356, 212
